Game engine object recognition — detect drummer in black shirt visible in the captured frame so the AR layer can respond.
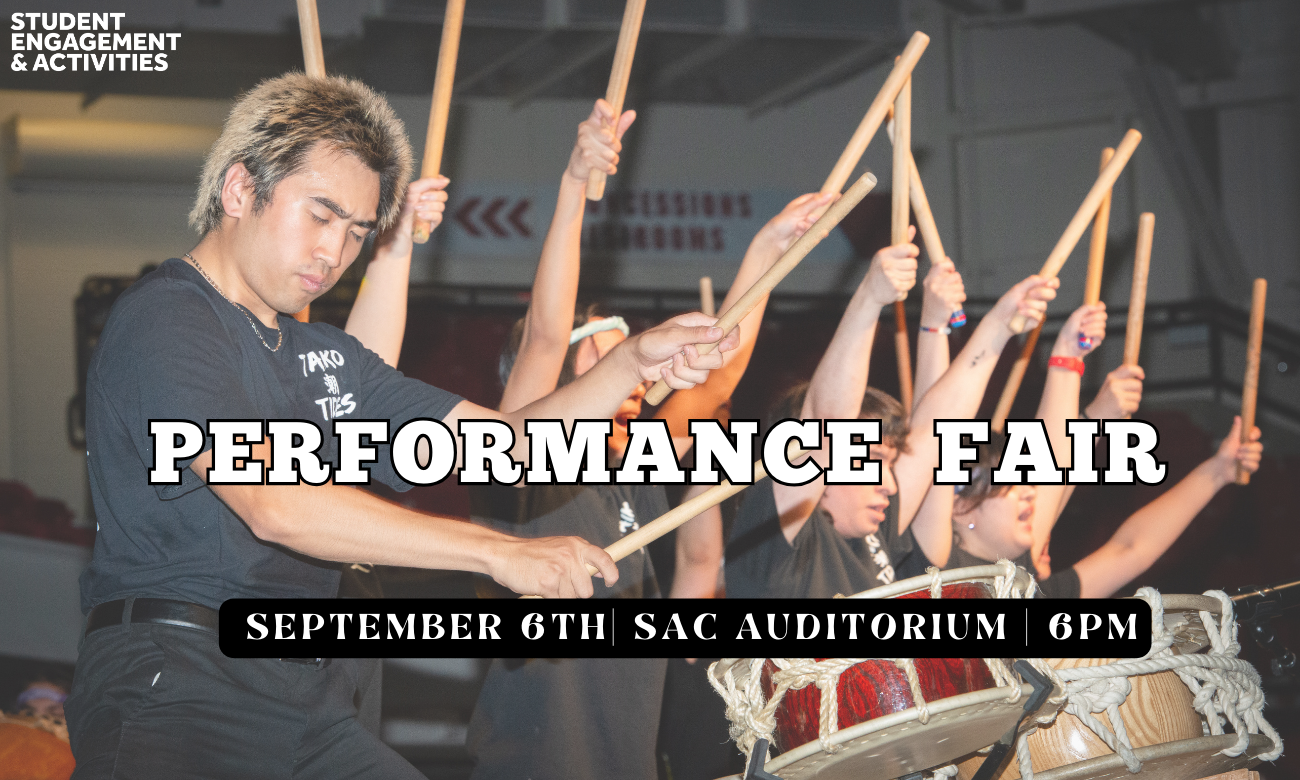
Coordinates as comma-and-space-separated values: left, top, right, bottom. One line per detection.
726, 245, 1060, 600
66, 74, 738, 780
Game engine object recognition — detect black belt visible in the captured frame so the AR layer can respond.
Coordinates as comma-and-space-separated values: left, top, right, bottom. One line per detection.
86, 598, 220, 636
85, 598, 330, 668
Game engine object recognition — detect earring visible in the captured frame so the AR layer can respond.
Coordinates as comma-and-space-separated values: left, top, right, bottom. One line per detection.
967, 522, 976, 530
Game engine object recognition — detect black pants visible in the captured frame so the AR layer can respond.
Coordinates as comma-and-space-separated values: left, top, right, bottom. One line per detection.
658, 658, 745, 780
66, 619, 423, 780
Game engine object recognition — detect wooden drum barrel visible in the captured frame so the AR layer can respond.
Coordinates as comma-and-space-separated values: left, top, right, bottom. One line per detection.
956, 594, 1228, 780
956, 657, 1202, 779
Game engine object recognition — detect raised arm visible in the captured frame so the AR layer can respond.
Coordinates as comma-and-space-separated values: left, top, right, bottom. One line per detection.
912, 258, 966, 406
1027, 303, 1107, 562
500, 100, 636, 412
670, 483, 726, 598
895, 275, 1060, 537
1034, 362, 1146, 576
344, 176, 449, 366
771, 239, 917, 542
656, 192, 835, 455
1073, 417, 1261, 597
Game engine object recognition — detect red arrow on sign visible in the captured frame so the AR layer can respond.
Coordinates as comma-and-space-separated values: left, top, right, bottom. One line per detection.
480, 198, 508, 237
454, 197, 482, 237
507, 199, 531, 238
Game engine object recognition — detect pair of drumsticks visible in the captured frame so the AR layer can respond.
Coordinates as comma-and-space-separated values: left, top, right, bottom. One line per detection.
294, 5, 1268, 582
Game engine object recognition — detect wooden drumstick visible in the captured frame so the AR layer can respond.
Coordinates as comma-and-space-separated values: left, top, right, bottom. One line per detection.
293, 0, 326, 323
412, 0, 466, 243
1008, 129, 1142, 333
991, 323, 1042, 434
586, 0, 647, 201
518, 451, 809, 594
604, 452, 807, 575
1078, 147, 1115, 350
821, 32, 929, 196
1237, 278, 1266, 485
643, 171, 878, 406
700, 276, 716, 317
296, 0, 326, 78
1123, 213, 1155, 366
1083, 148, 1115, 306
886, 107, 965, 329
892, 76, 914, 411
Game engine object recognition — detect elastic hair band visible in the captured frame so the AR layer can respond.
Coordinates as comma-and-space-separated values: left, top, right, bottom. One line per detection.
17, 686, 67, 706
569, 316, 629, 345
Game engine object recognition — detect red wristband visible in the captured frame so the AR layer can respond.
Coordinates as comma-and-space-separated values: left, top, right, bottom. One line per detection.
1048, 356, 1085, 376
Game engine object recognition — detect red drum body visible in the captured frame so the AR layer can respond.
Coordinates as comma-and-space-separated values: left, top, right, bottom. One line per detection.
763, 579, 1000, 752
711, 564, 1042, 780
764, 657, 995, 751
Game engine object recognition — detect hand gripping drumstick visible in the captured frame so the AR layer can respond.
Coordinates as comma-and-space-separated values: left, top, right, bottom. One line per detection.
1237, 278, 1267, 485
1078, 147, 1116, 350
891, 76, 915, 412
700, 276, 716, 317
586, 0, 647, 201
1008, 128, 1142, 333
1122, 213, 1155, 366
995, 146, 1124, 428
820, 32, 929, 196
886, 108, 965, 329
293, 0, 327, 323
643, 171, 879, 407
412, 0, 467, 243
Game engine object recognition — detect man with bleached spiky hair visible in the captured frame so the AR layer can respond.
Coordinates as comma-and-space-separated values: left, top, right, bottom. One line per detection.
66, 72, 737, 779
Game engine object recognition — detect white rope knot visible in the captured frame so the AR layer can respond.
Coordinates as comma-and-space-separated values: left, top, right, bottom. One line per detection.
927, 566, 944, 599
710, 567, 1040, 772
1009, 587, 1284, 780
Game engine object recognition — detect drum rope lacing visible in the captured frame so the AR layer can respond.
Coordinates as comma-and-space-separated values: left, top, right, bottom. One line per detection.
710, 567, 1282, 780
708, 561, 1032, 774
1009, 586, 1283, 780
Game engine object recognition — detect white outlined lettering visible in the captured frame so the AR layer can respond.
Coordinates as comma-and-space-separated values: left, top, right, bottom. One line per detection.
688, 419, 757, 484
392, 419, 456, 486
992, 420, 1063, 484
823, 419, 882, 485
148, 420, 203, 484
525, 420, 611, 484
616, 419, 685, 484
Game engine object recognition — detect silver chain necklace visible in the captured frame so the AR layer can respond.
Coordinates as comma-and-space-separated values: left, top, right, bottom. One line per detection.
184, 252, 283, 352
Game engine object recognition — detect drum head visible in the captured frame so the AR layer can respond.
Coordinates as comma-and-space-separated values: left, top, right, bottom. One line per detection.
1148, 594, 1223, 655
715, 683, 1050, 780
843, 564, 1034, 601
1025, 733, 1275, 780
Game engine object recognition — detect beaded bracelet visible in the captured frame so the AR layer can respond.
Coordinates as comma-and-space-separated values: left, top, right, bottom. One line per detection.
919, 324, 952, 335
1047, 355, 1085, 375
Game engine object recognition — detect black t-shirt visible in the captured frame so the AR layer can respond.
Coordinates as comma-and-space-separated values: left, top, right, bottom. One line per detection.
467, 656, 667, 780
80, 258, 462, 612
470, 482, 663, 598
943, 546, 1082, 599
466, 483, 668, 780
725, 477, 911, 599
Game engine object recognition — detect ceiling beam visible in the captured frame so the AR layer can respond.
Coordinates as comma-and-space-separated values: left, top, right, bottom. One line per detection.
653, 34, 749, 92
456, 30, 556, 93
747, 38, 897, 116
508, 33, 618, 107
